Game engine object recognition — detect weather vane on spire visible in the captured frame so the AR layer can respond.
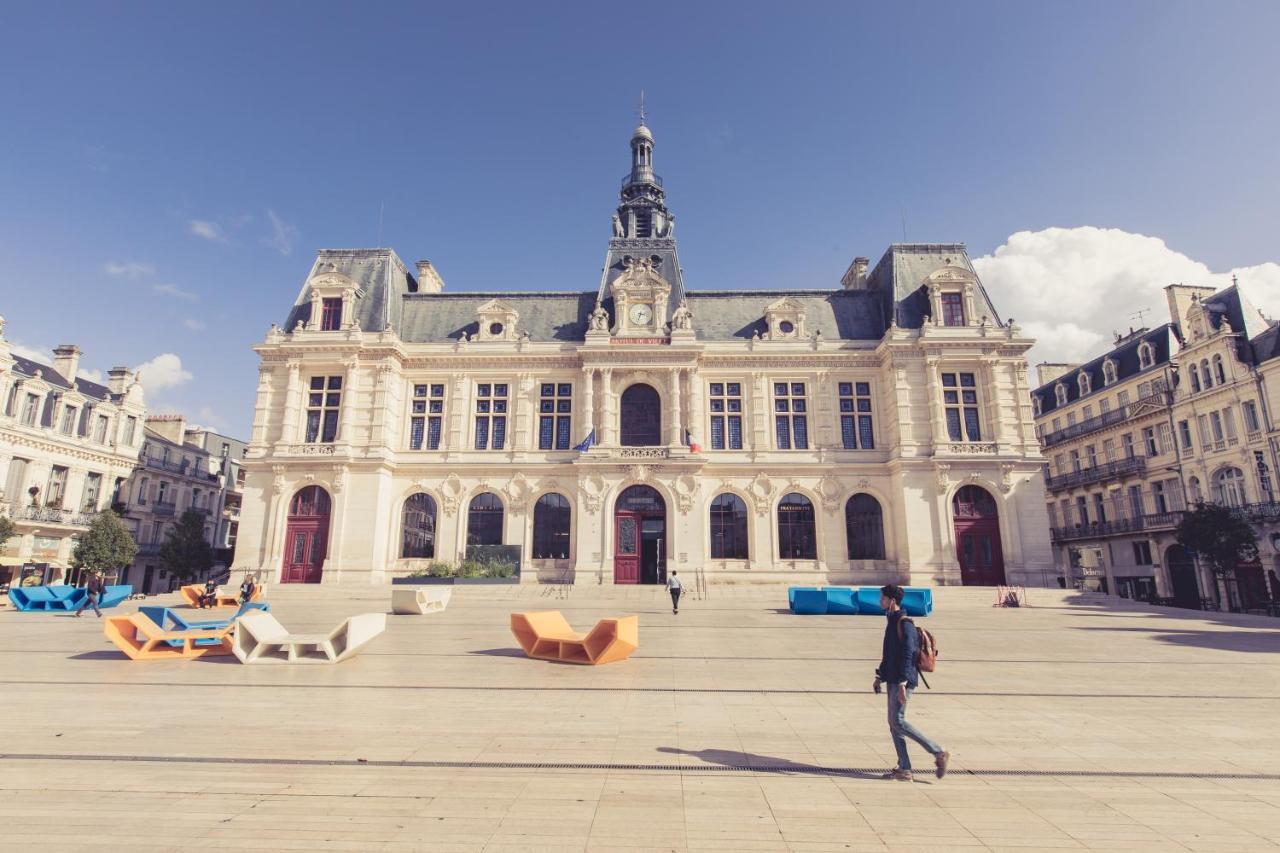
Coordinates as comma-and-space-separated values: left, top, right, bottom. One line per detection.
639, 90, 646, 125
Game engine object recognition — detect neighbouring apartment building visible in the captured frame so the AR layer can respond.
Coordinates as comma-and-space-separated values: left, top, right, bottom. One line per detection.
0, 321, 148, 585
1033, 283, 1280, 611
233, 117, 1054, 588
184, 427, 247, 566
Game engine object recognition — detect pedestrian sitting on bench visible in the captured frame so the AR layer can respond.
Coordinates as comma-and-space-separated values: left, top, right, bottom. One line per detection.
198, 577, 218, 609
239, 574, 257, 605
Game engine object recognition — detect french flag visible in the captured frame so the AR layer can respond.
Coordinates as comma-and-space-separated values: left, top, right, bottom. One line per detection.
685, 429, 702, 453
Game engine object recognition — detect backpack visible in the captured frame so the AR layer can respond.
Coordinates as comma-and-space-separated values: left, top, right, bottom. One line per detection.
897, 617, 939, 688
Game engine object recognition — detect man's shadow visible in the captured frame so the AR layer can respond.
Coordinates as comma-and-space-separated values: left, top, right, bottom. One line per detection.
656, 746, 882, 779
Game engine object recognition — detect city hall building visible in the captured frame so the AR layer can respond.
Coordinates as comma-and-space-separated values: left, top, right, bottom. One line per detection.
234, 120, 1054, 587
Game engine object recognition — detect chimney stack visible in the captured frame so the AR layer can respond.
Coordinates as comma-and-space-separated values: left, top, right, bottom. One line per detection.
415, 260, 445, 293
107, 366, 134, 395
841, 257, 870, 290
52, 345, 81, 382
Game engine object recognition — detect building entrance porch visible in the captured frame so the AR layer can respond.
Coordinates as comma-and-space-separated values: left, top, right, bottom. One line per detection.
613, 485, 666, 584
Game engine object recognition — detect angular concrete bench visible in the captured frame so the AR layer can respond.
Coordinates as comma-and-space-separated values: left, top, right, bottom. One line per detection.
510, 611, 638, 665
391, 587, 451, 615
232, 609, 386, 664
9, 584, 132, 611
140, 601, 270, 632
179, 583, 267, 609
787, 586, 933, 616
103, 612, 234, 660
855, 586, 933, 617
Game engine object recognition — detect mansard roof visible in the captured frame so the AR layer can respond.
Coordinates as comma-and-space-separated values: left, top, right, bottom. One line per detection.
864, 243, 1003, 329
9, 354, 114, 402
1032, 325, 1175, 415
284, 249, 417, 335
1252, 323, 1280, 365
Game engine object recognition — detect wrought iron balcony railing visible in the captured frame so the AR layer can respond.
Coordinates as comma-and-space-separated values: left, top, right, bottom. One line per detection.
1045, 456, 1147, 492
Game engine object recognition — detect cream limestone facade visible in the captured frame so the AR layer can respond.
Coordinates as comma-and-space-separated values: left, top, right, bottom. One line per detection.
233, 122, 1054, 588
0, 321, 148, 585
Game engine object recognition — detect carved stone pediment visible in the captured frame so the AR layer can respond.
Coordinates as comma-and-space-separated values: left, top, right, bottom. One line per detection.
764, 297, 806, 340
475, 299, 520, 342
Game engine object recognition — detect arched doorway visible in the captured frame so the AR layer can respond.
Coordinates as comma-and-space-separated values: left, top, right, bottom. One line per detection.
283, 485, 331, 583
620, 384, 661, 446
952, 485, 1005, 586
1165, 544, 1200, 609
614, 485, 666, 584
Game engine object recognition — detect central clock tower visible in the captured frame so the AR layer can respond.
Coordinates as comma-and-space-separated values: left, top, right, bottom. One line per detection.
595, 106, 686, 336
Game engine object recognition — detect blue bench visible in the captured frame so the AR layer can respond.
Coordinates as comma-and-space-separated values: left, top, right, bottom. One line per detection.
140, 601, 270, 632
787, 587, 818, 611
787, 586, 934, 617
790, 588, 830, 615
855, 586, 933, 617
8, 584, 133, 612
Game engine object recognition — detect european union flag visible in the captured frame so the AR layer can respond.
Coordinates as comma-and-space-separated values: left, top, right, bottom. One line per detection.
573, 429, 595, 452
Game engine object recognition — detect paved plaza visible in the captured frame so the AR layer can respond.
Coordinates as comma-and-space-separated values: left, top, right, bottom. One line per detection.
2, 582, 1280, 852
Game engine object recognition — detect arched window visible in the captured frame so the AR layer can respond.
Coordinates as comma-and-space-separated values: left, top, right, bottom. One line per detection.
1213, 354, 1226, 384
467, 492, 504, 546
289, 485, 330, 517
1033, 396, 1043, 416
1213, 468, 1247, 507
1188, 477, 1202, 504
777, 493, 816, 559
620, 384, 661, 446
1102, 360, 1117, 386
1054, 384, 1067, 406
709, 493, 749, 560
401, 493, 437, 558
532, 493, 571, 559
845, 494, 885, 560
1077, 372, 1091, 396
953, 484, 999, 518
1189, 364, 1200, 393
1138, 342, 1154, 369
1200, 359, 1212, 388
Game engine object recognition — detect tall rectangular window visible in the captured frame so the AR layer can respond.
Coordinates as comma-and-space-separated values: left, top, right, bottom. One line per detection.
1178, 420, 1193, 450
21, 393, 39, 426
708, 382, 744, 450
1117, 390, 1130, 408
1243, 400, 1261, 433
772, 382, 808, 450
320, 298, 342, 331
1142, 426, 1159, 456
94, 415, 108, 444
838, 381, 875, 449
1100, 398, 1111, 414
474, 382, 508, 450
81, 472, 102, 512
408, 383, 445, 450
1128, 485, 1143, 518
1102, 438, 1116, 461
1158, 423, 1173, 456
1209, 411, 1224, 442
59, 405, 77, 435
942, 372, 981, 441
46, 466, 68, 507
538, 383, 573, 450
940, 293, 965, 326
305, 375, 342, 443
1223, 408, 1237, 442
124, 415, 137, 445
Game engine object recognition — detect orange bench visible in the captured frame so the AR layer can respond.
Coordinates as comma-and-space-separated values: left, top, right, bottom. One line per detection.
103, 612, 235, 661
510, 611, 638, 665
179, 583, 265, 608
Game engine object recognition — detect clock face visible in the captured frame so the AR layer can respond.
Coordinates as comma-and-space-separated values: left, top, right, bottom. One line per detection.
629, 303, 653, 325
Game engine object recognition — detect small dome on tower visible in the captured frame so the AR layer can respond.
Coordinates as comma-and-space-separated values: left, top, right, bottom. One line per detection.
632, 123, 653, 141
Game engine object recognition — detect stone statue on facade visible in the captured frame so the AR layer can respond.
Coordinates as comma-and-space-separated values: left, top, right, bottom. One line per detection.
671, 299, 693, 331
588, 302, 610, 331
612, 213, 624, 237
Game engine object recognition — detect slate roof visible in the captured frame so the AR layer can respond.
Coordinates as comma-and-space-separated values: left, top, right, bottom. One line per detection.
1252, 324, 1280, 365
1032, 325, 1176, 415
9, 355, 114, 402
284, 249, 417, 334
1200, 284, 1272, 341
864, 244, 1003, 329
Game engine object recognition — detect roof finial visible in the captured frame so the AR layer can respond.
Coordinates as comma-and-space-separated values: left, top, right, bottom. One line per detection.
1232, 273, 1238, 287
639, 90, 646, 125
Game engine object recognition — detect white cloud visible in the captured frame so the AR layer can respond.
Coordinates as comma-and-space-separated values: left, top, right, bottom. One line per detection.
262, 209, 299, 256
972, 227, 1280, 369
188, 219, 224, 242
194, 405, 228, 431
152, 282, 199, 302
134, 353, 192, 393
182, 317, 206, 331
8, 339, 53, 365
76, 367, 104, 383
103, 260, 155, 279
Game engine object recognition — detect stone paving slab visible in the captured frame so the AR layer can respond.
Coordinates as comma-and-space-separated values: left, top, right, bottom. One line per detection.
1, 583, 1279, 851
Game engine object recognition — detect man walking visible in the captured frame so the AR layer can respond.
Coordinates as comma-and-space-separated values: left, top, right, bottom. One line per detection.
666, 570, 683, 614
74, 572, 105, 618
873, 584, 949, 781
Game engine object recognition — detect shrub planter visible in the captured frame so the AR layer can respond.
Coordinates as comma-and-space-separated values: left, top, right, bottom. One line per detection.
391, 576, 455, 586
455, 576, 520, 585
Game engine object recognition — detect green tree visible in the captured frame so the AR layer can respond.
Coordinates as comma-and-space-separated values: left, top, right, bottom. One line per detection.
159, 510, 213, 584
1175, 502, 1259, 578
72, 509, 138, 578
0, 515, 15, 550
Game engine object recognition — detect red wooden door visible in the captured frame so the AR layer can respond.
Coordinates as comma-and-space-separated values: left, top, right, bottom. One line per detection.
283, 519, 327, 584
614, 512, 640, 584
955, 520, 1005, 586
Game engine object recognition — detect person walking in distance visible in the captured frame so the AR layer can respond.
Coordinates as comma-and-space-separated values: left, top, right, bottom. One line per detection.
74, 571, 105, 618
666, 570, 683, 614
874, 584, 949, 781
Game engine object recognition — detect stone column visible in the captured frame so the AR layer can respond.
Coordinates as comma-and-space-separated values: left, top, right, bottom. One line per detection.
668, 369, 683, 446
751, 372, 768, 451
600, 369, 617, 447
926, 358, 948, 451
447, 375, 468, 452
278, 364, 302, 449
339, 359, 358, 444
685, 368, 703, 451
251, 366, 273, 448
307, 290, 321, 330
982, 358, 1006, 447
581, 367, 596, 440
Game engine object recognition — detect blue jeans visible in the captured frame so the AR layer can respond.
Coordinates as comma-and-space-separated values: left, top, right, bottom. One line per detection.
887, 684, 942, 772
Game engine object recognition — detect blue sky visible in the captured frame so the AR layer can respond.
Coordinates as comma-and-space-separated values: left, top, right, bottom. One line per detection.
2, 1, 1278, 435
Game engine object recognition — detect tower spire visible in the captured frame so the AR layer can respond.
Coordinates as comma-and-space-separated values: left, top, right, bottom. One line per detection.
639, 90, 646, 125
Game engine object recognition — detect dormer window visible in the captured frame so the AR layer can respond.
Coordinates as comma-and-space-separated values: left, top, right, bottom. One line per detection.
1137, 342, 1154, 369
924, 266, 979, 328
320, 298, 342, 331
1033, 395, 1043, 416
940, 293, 965, 326
1102, 359, 1117, 386
475, 299, 520, 342
1054, 383, 1067, 406
763, 297, 806, 340
305, 267, 360, 332
1077, 372, 1091, 396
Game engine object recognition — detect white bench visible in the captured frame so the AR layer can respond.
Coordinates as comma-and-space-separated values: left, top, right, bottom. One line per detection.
232, 610, 385, 664
391, 587, 452, 615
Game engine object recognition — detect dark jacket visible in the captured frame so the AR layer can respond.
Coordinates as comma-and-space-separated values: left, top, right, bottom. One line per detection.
876, 610, 919, 689
86, 576, 104, 595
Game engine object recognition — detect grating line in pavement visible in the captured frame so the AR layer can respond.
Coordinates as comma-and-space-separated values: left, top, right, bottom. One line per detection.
1, 752, 1276, 781
0, 679, 1270, 700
